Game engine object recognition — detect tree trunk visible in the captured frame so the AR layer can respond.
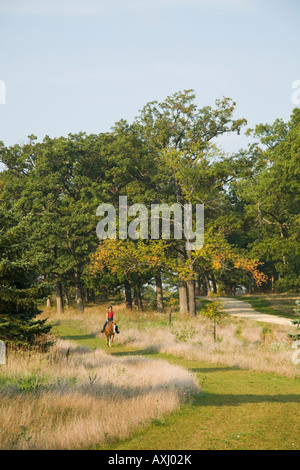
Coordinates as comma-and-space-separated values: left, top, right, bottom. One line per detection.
211, 273, 217, 294
187, 249, 196, 316
133, 290, 138, 309
205, 275, 211, 296
202, 278, 208, 297
168, 307, 172, 324
187, 278, 196, 316
64, 292, 69, 308
133, 285, 143, 311
271, 274, 275, 291
74, 272, 84, 312
87, 288, 95, 303
249, 281, 253, 295
155, 273, 164, 312
63, 286, 70, 308
55, 281, 64, 314
178, 279, 189, 314
195, 274, 201, 297
46, 297, 51, 308
178, 249, 188, 314
124, 280, 132, 309
137, 285, 143, 311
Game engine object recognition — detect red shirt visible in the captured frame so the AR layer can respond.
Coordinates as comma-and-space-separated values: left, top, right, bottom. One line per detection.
107, 310, 114, 320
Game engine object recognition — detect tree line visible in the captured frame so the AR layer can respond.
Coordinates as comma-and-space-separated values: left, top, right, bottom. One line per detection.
0, 90, 299, 345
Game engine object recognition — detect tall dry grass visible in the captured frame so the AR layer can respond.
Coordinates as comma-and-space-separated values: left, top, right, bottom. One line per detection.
0, 340, 200, 450
50, 303, 299, 378
2, 302, 299, 449
115, 316, 299, 377
44, 302, 300, 377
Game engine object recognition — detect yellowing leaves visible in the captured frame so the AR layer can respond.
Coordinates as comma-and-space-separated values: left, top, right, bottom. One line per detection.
89, 239, 168, 279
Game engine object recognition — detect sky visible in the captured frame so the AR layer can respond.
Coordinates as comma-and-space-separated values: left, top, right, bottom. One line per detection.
0, 0, 300, 161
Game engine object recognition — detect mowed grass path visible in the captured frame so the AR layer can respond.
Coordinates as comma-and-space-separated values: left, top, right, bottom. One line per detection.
53, 322, 300, 450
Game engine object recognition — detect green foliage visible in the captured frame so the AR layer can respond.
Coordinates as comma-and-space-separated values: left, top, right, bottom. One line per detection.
0, 90, 299, 334
200, 300, 227, 322
171, 322, 197, 343
0, 208, 51, 347
14, 375, 46, 393
234, 108, 300, 292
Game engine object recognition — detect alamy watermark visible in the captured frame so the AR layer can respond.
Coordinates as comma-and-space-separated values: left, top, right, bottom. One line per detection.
96, 196, 204, 251
0, 80, 6, 104
291, 340, 300, 365
291, 80, 300, 106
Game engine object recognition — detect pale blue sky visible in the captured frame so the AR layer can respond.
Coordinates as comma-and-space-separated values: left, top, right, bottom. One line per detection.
0, 0, 299, 155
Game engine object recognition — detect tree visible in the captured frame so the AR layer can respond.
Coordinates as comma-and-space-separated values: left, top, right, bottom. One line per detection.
89, 239, 168, 311
235, 109, 300, 291
200, 297, 228, 341
1, 132, 114, 312
192, 227, 268, 295
135, 90, 247, 314
0, 207, 51, 347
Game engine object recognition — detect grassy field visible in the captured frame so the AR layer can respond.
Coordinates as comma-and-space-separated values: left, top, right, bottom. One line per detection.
54, 317, 300, 450
1, 297, 300, 450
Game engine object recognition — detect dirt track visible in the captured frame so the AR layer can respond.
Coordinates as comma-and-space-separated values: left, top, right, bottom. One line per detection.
198, 297, 291, 326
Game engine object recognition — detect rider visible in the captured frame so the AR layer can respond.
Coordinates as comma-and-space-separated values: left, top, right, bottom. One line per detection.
101, 306, 120, 334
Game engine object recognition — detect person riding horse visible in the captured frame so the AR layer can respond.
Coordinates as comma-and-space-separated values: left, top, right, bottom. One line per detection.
101, 306, 120, 334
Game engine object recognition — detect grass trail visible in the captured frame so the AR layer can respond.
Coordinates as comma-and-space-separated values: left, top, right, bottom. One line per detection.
53, 321, 300, 450
104, 356, 300, 450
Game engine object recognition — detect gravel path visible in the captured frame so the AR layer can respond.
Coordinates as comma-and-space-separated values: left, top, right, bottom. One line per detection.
197, 296, 291, 326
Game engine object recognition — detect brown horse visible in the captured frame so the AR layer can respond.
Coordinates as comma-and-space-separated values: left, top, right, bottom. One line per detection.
104, 321, 117, 347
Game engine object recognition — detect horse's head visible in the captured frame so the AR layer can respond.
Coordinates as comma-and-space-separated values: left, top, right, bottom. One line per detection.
108, 321, 116, 334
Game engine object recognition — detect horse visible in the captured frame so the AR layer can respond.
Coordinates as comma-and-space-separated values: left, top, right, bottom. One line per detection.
104, 321, 117, 347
